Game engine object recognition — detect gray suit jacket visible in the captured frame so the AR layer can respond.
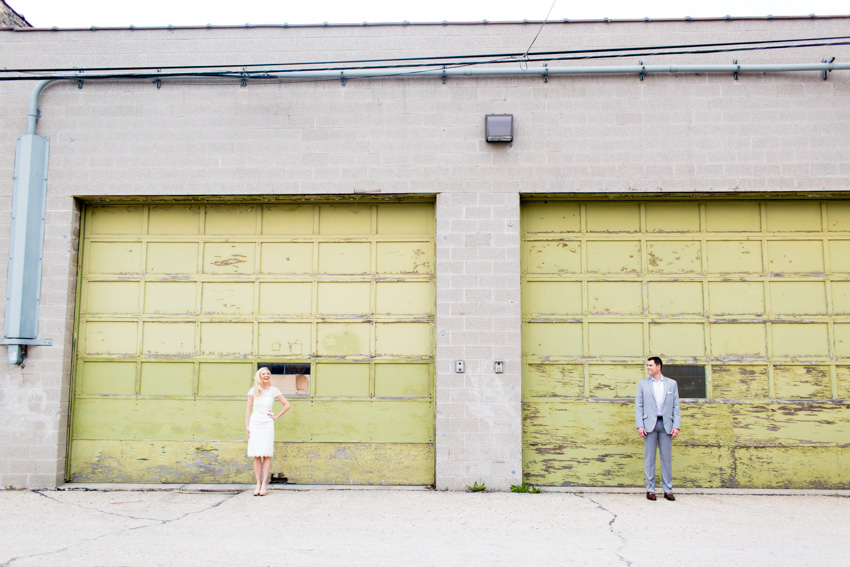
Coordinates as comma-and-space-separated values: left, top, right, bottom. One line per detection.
635, 375, 681, 434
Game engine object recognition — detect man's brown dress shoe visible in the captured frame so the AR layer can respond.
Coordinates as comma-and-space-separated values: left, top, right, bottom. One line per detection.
664, 493, 675, 501
646, 492, 657, 501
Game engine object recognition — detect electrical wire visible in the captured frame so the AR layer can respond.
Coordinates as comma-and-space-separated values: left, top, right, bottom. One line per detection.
0, 35, 848, 76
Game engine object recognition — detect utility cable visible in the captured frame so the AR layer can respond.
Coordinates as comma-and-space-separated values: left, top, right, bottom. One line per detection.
1, 34, 848, 75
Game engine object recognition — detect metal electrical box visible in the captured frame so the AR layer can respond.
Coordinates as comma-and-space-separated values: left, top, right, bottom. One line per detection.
4, 134, 49, 343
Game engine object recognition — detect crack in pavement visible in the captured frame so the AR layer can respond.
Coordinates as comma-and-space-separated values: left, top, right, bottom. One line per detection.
1, 491, 242, 566
578, 494, 633, 567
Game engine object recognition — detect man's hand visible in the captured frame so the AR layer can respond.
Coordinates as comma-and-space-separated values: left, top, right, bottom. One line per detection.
672, 428, 679, 439
638, 427, 646, 438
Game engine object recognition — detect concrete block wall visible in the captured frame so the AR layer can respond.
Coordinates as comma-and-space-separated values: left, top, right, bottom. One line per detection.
436, 191, 522, 491
1, 18, 850, 488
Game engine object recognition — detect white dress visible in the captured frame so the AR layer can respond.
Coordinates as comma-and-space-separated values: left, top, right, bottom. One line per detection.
247, 386, 281, 457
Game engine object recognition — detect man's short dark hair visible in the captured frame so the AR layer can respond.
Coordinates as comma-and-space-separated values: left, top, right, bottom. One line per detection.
647, 356, 663, 369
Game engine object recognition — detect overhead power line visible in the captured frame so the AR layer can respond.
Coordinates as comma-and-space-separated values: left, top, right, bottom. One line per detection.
1, 35, 848, 78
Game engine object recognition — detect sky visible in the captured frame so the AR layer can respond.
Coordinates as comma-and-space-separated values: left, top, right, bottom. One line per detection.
7, 0, 850, 28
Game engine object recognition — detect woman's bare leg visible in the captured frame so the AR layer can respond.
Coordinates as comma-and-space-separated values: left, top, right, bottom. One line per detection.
253, 457, 262, 495
260, 457, 272, 495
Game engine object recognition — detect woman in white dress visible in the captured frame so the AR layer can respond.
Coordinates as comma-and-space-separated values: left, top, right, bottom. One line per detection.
245, 367, 290, 496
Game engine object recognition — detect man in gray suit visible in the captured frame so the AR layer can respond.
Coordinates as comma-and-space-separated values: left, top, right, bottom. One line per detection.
635, 356, 680, 501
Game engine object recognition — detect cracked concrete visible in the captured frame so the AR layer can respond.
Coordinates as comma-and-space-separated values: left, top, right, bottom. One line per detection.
1, 488, 848, 566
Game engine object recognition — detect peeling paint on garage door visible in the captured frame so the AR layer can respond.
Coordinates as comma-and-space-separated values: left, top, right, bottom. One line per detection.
69, 200, 435, 484
521, 199, 850, 489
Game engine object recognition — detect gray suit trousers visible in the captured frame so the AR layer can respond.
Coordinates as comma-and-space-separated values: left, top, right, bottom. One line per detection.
644, 420, 673, 493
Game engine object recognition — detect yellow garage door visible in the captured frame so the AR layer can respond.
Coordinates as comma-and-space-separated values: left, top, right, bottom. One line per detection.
69, 200, 435, 484
522, 199, 850, 489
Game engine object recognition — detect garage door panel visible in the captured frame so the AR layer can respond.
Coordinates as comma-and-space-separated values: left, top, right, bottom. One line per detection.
837, 366, 850, 398
705, 202, 761, 232
588, 364, 642, 398
376, 282, 433, 315
145, 282, 197, 315
86, 282, 140, 314
146, 243, 198, 274
142, 322, 196, 356
205, 204, 258, 234
317, 323, 371, 356
770, 282, 827, 315
826, 202, 850, 232
200, 322, 253, 355
375, 363, 431, 398
84, 321, 138, 355
377, 202, 433, 235
319, 204, 372, 234
706, 241, 763, 273
201, 283, 255, 315
148, 205, 201, 235
588, 323, 643, 356
649, 323, 705, 356
708, 282, 765, 315
140, 362, 194, 396
376, 323, 431, 356
524, 323, 582, 357
833, 282, 850, 314
197, 362, 254, 396
773, 365, 831, 399
833, 324, 850, 357
319, 243, 371, 274
765, 202, 822, 232
315, 363, 370, 397
710, 323, 766, 356
829, 241, 850, 272
259, 283, 312, 315
524, 241, 581, 274
588, 282, 641, 315
585, 202, 640, 232
522, 201, 581, 233
711, 365, 769, 399
73, 201, 435, 485
767, 241, 824, 273
376, 242, 433, 274
261, 204, 314, 235
772, 324, 829, 357
203, 243, 256, 275
287, 401, 434, 443
257, 323, 311, 356
89, 206, 145, 235
646, 241, 701, 273
522, 198, 849, 488
88, 242, 143, 274
72, 399, 140, 439
318, 282, 370, 315
260, 243, 313, 274
586, 241, 641, 273
77, 361, 136, 396
523, 364, 584, 398
645, 203, 700, 232
647, 282, 703, 315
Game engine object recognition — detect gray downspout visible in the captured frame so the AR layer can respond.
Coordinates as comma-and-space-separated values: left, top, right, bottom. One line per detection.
3, 80, 55, 364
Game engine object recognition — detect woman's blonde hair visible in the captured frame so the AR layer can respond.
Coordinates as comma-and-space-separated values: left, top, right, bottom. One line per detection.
252, 367, 270, 398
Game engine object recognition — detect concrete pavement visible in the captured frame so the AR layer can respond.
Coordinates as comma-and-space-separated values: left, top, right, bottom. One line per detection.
1, 485, 849, 566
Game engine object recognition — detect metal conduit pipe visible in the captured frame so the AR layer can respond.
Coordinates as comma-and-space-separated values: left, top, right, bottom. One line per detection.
252, 60, 850, 80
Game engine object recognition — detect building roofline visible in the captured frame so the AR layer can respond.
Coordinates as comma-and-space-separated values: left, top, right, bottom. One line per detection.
1, 0, 32, 28
2, 14, 849, 33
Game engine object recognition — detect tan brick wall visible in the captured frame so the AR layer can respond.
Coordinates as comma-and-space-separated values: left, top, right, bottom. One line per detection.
1, 18, 849, 488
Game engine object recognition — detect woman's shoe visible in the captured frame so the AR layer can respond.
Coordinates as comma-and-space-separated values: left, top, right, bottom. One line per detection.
259, 484, 268, 496
253, 486, 261, 496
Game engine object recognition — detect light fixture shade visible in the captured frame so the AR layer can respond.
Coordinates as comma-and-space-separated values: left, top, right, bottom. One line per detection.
485, 114, 513, 142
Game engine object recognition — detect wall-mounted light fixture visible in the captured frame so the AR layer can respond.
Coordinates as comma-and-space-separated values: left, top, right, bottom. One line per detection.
485, 114, 513, 142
